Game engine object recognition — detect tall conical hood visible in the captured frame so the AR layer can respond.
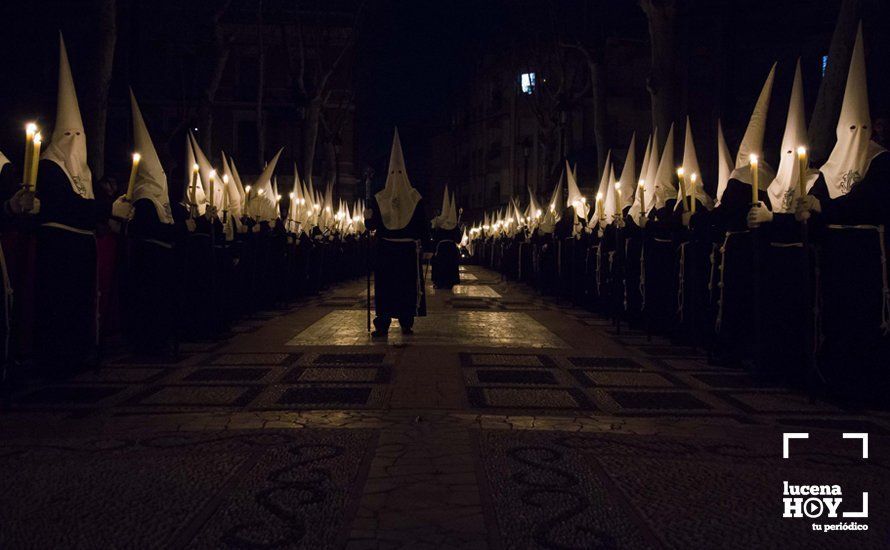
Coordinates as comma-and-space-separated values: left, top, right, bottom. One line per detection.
548, 167, 564, 217
376, 128, 421, 230
221, 151, 243, 223
730, 63, 777, 189
617, 133, 636, 210
183, 134, 207, 214
592, 153, 612, 222
253, 148, 283, 223
643, 129, 660, 213
188, 132, 224, 212
628, 135, 652, 221
528, 186, 542, 218
767, 60, 819, 211
43, 33, 93, 198
715, 120, 734, 204
820, 23, 886, 198
565, 159, 589, 218
680, 117, 713, 210
129, 89, 172, 223
602, 165, 619, 225
653, 124, 677, 208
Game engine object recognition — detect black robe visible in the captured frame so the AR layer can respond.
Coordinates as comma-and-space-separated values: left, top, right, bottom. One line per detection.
808, 151, 890, 397
34, 160, 109, 372
431, 226, 461, 289
366, 197, 429, 322
124, 199, 176, 352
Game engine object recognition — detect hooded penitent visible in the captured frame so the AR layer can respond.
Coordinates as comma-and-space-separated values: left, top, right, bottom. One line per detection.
617, 133, 637, 211
820, 23, 886, 198
679, 117, 714, 210
767, 59, 820, 211
628, 135, 652, 221
653, 124, 677, 209
729, 63, 777, 190
376, 129, 421, 230
252, 148, 283, 223
183, 134, 208, 214
602, 164, 619, 225
42, 33, 93, 199
547, 167, 564, 219
642, 129, 660, 212
592, 152, 612, 224
565, 159, 589, 219
129, 89, 173, 223
221, 152, 243, 224
715, 120, 734, 205
189, 132, 224, 215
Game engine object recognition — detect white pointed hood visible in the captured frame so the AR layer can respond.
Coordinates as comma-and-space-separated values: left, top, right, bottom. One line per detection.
820, 23, 886, 198
730, 63, 777, 189
184, 136, 207, 214
376, 129, 421, 230
434, 185, 457, 229
617, 133, 636, 210
653, 124, 677, 208
643, 129, 660, 213
592, 152, 612, 222
0, 150, 9, 173
565, 159, 589, 219
715, 120, 734, 205
767, 60, 820, 211
252, 148, 283, 223
548, 167, 564, 217
129, 89, 172, 223
189, 132, 224, 213
602, 165, 619, 225
680, 117, 714, 210
43, 33, 93, 198
528, 186, 542, 218
221, 152, 243, 224
628, 135, 652, 221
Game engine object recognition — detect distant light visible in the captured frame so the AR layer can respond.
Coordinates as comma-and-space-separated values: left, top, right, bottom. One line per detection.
821, 55, 828, 77
193, 127, 198, 132
520, 72, 536, 94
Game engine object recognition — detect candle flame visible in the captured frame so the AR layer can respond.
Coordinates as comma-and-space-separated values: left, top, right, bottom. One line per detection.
222, 174, 229, 183
33, 132, 42, 144
245, 185, 252, 193
26, 122, 38, 135
595, 192, 603, 200
690, 173, 697, 183
677, 167, 685, 176
192, 163, 199, 172
638, 179, 645, 188
615, 182, 622, 190
797, 146, 807, 157
208, 169, 217, 179
749, 154, 758, 164
132, 153, 141, 163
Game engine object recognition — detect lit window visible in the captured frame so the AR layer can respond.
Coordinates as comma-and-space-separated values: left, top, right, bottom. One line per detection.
821, 55, 828, 77
520, 72, 536, 94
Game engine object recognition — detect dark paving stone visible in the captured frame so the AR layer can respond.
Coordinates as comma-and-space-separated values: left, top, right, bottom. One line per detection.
568, 357, 645, 369
460, 352, 557, 368
691, 373, 762, 389
636, 345, 704, 358
570, 370, 678, 388
314, 353, 385, 365
467, 386, 595, 410
18, 386, 123, 405
276, 386, 371, 405
476, 369, 557, 385
608, 391, 712, 410
107, 354, 188, 366
129, 385, 262, 407
183, 368, 271, 382
209, 353, 300, 366
282, 366, 390, 384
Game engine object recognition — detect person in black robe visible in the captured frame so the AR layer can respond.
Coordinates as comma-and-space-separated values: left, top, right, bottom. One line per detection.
364, 130, 429, 337
431, 224, 461, 289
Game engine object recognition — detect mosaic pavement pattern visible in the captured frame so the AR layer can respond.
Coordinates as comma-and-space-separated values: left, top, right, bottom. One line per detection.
0, 429, 375, 549
477, 429, 890, 549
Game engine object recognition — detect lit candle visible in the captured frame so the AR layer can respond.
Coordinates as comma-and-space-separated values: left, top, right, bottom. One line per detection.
676, 167, 687, 211
208, 169, 217, 213
222, 174, 230, 219
23, 123, 37, 188
689, 173, 697, 214
749, 154, 759, 204
596, 192, 604, 224
614, 183, 623, 222
125, 153, 141, 201
797, 147, 807, 199
28, 133, 42, 190
638, 180, 646, 222
189, 163, 199, 206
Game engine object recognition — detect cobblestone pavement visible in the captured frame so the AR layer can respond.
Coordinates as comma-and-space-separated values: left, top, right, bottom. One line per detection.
2, 265, 889, 549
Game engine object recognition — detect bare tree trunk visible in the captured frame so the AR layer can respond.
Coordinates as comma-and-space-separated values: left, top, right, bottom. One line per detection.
198, 0, 233, 152
255, 0, 266, 166
640, 0, 678, 144
301, 96, 323, 185
82, 0, 117, 181
808, 0, 861, 163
